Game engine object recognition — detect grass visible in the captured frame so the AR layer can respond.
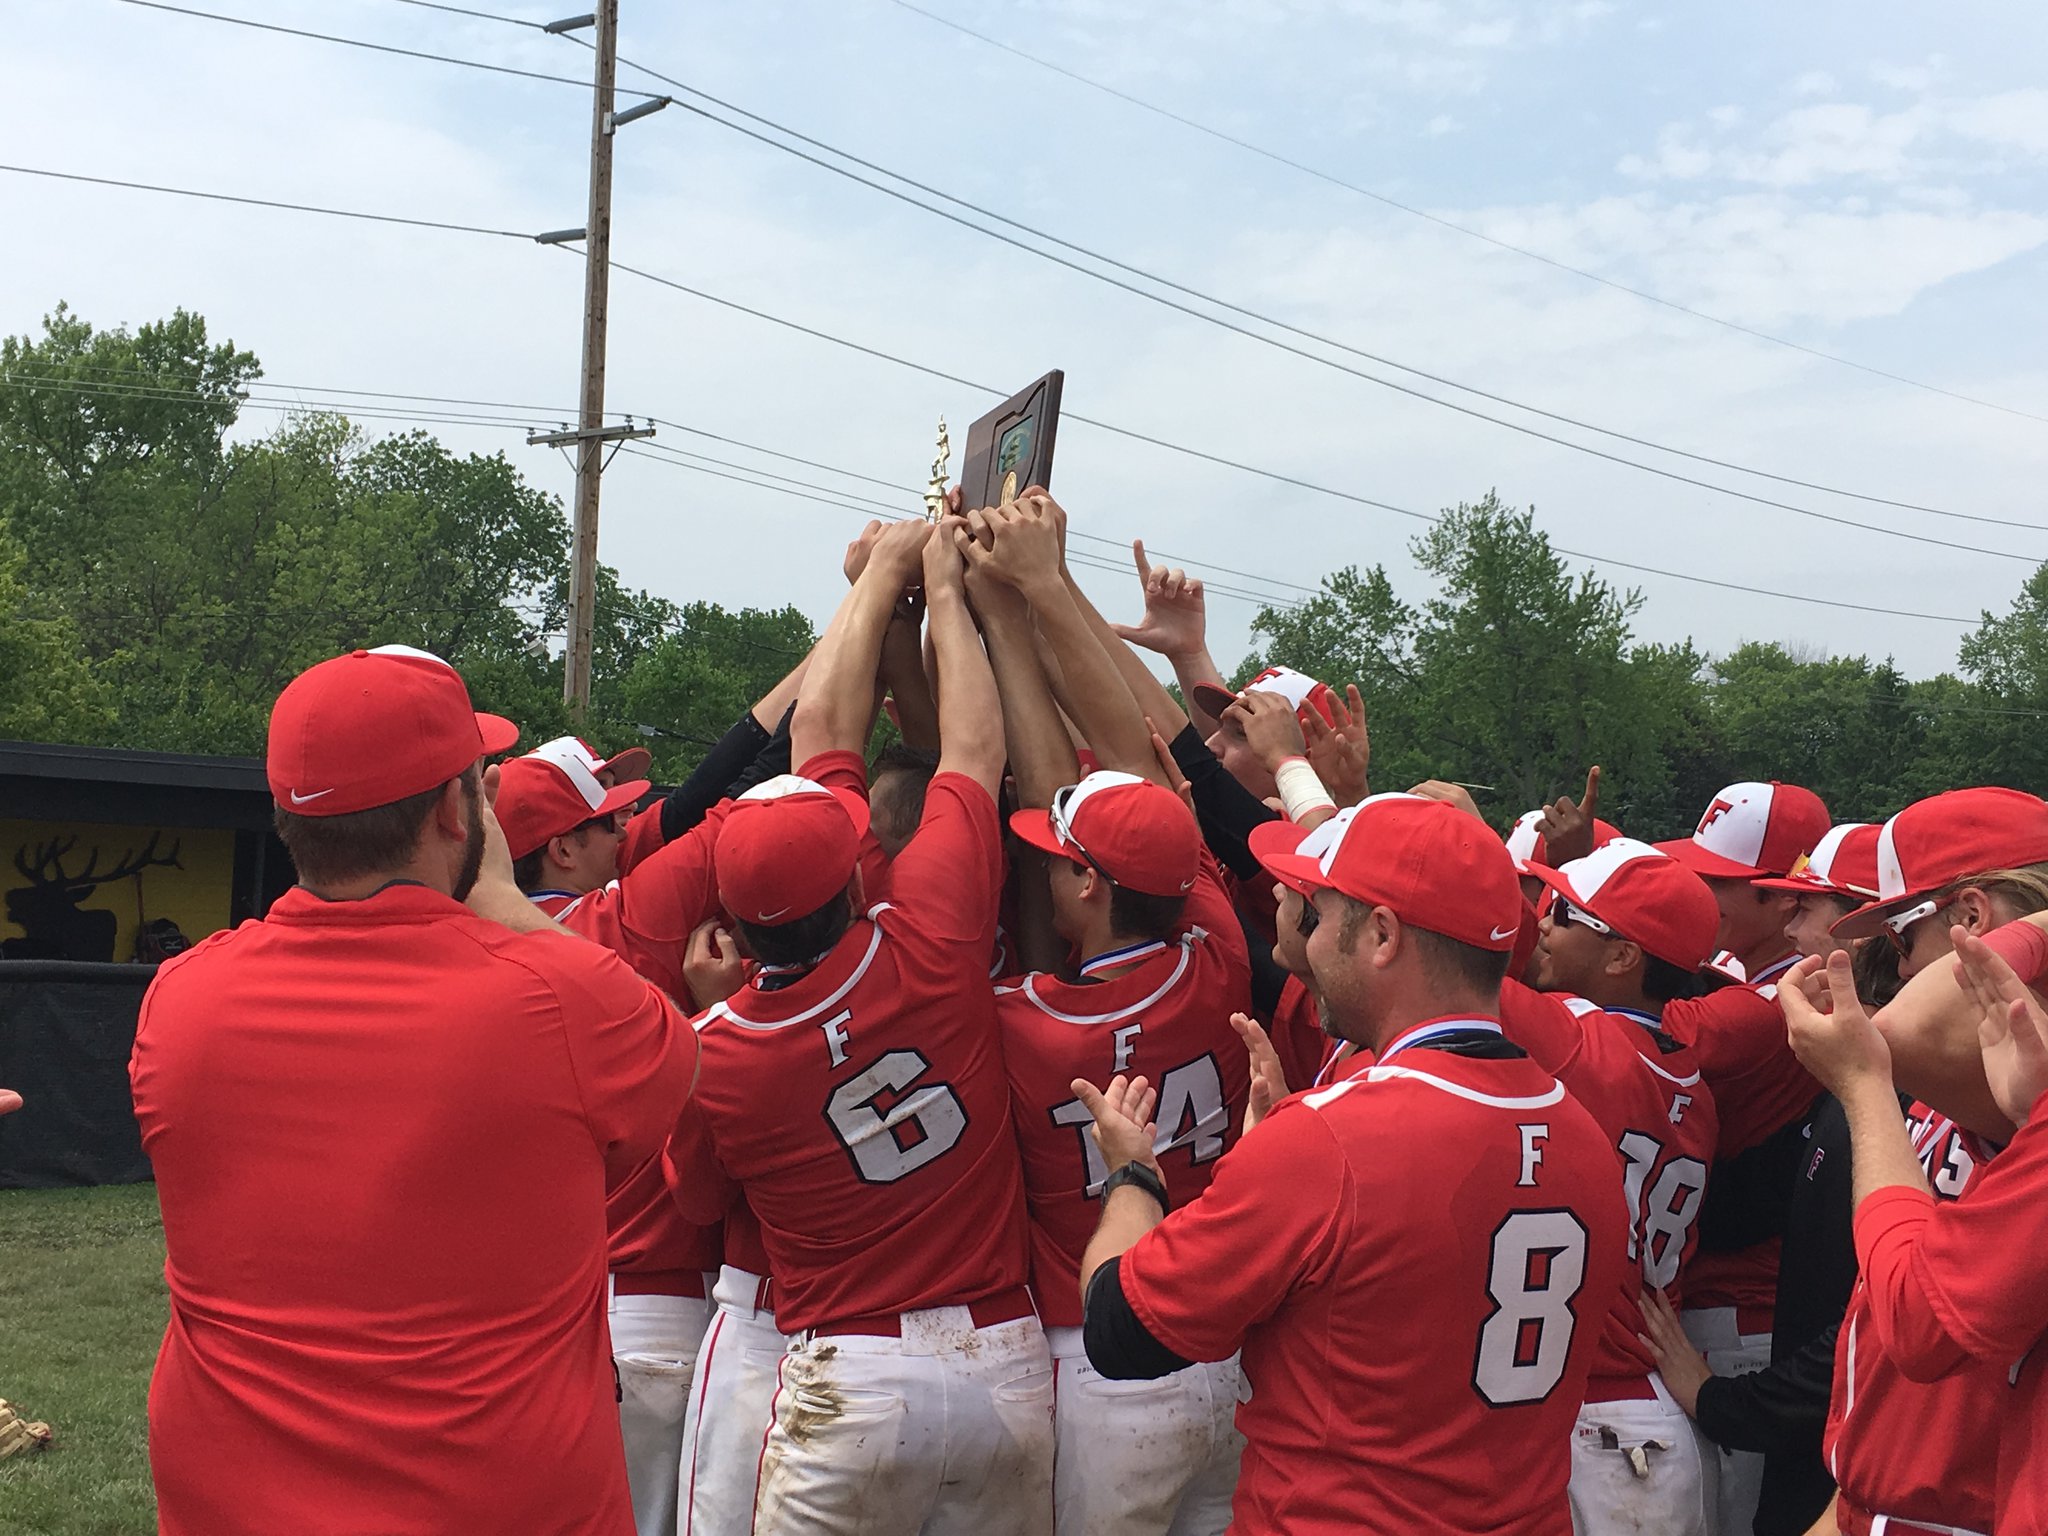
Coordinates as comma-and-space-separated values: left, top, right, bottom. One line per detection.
0, 1185, 163, 1536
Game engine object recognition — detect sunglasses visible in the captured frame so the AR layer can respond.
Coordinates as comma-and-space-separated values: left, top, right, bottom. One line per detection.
1881, 898, 1954, 958
1548, 895, 1612, 937
1295, 894, 1320, 938
1051, 784, 1117, 886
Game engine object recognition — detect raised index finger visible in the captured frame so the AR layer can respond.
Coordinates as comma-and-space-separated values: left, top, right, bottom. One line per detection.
1132, 538, 1154, 581
1580, 765, 1602, 819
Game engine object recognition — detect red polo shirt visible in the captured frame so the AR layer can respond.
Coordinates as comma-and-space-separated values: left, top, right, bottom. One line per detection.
130, 883, 695, 1536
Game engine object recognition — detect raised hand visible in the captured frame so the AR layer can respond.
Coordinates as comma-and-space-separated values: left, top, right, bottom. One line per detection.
922, 515, 967, 597
1535, 766, 1602, 867
0, 1089, 21, 1117
868, 516, 934, 588
1068, 1073, 1162, 1174
683, 920, 747, 1013
973, 499, 1064, 594
1303, 684, 1369, 805
1225, 690, 1308, 775
1111, 540, 1208, 658
1231, 1012, 1291, 1134
1952, 930, 2048, 1125
843, 519, 886, 586
1783, 951, 1893, 1093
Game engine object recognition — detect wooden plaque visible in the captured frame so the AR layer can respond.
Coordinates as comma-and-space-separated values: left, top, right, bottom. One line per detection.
958, 370, 1063, 511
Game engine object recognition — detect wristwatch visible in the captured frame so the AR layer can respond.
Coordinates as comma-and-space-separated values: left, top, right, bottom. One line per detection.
1101, 1161, 1169, 1214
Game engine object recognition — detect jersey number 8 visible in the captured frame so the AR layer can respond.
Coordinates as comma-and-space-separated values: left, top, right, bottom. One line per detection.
1472, 1209, 1589, 1407
824, 1049, 970, 1185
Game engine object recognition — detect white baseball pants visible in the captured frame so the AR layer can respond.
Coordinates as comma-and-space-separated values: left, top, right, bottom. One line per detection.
1681, 1307, 1771, 1536
609, 1281, 715, 1536
752, 1307, 1055, 1536
679, 1267, 792, 1536
1047, 1327, 1243, 1536
1568, 1374, 1710, 1536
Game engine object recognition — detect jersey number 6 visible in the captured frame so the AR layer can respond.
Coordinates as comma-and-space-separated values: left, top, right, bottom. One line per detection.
1472, 1209, 1589, 1407
824, 1049, 971, 1185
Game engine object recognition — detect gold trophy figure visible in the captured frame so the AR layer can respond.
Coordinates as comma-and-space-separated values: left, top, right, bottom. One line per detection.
922, 417, 951, 522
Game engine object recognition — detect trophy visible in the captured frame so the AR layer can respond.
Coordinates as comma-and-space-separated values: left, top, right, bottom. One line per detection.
922, 417, 951, 521
958, 371, 1064, 511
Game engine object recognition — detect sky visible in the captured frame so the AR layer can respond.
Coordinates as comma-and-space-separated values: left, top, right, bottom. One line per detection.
5, 0, 2048, 684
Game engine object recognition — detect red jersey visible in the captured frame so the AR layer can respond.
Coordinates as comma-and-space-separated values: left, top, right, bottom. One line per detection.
1663, 975, 1813, 1320
1120, 1022, 1631, 1536
995, 854, 1251, 1327
1829, 1105, 2008, 1531
1500, 984, 1719, 1383
665, 771, 1029, 1333
129, 884, 694, 1536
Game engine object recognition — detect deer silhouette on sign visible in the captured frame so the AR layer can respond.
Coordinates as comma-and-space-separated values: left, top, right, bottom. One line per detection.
4, 833, 184, 961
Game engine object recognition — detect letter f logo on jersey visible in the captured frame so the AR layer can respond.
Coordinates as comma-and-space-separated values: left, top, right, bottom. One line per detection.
1697, 798, 1736, 834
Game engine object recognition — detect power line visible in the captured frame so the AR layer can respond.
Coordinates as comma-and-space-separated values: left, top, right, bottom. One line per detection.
0, 163, 534, 240
630, 91, 2042, 559
6, 155, 1991, 626
121, 2, 2042, 547
615, 69, 2037, 536
880, 0, 2048, 429
107, 0, 662, 98
593, 250, 1986, 625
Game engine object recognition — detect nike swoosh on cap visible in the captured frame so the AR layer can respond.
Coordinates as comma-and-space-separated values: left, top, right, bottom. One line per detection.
288, 787, 336, 805
1489, 923, 1519, 942
757, 906, 793, 921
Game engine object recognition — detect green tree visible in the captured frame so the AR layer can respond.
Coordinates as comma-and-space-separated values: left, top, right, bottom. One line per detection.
0, 520, 113, 742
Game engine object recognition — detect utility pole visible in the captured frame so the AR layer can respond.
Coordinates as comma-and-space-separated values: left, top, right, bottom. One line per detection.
538, 3, 662, 719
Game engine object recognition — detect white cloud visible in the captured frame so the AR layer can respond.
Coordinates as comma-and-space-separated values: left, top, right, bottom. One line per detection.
1791, 71, 1839, 98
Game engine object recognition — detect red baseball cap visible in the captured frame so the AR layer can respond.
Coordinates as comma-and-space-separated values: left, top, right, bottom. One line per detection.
1834, 788, 2048, 940
495, 741, 651, 861
1751, 823, 1880, 900
1191, 665, 1337, 729
1010, 771, 1200, 898
1654, 780, 1830, 880
1505, 807, 1624, 873
1528, 838, 1719, 972
267, 645, 519, 817
714, 774, 873, 926
1247, 792, 1523, 952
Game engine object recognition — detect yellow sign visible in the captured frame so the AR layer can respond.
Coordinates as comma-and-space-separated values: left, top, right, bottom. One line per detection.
0, 819, 234, 963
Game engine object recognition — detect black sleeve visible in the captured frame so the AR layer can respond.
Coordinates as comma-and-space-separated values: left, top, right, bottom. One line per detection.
1697, 1099, 1818, 1252
723, 702, 797, 799
1245, 915, 1289, 1021
659, 712, 774, 841
1081, 1256, 1195, 1381
1169, 722, 1279, 882
1690, 1321, 1840, 1454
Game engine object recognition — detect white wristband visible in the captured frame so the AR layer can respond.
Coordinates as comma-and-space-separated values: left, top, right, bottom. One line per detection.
1274, 755, 1337, 824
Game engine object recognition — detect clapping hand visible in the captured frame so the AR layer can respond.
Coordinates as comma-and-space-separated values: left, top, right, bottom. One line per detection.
1953, 930, 2048, 1126
1068, 1073, 1161, 1175
1782, 951, 1893, 1094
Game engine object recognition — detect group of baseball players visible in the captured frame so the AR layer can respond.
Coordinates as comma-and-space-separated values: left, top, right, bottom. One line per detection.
120, 486, 2048, 1536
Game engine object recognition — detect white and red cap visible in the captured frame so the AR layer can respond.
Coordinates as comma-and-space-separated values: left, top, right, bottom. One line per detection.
1834, 788, 2048, 941
1505, 808, 1625, 873
1010, 770, 1199, 898
267, 645, 518, 817
1191, 665, 1337, 728
569, 734, 651, 785
1751, 823, 1881, 900
714, 774, 873, 926
1248, 792, 1523, 952
1654, 780, 1830, 881
1527, 838, 1719, 972
495, 738, 651, 861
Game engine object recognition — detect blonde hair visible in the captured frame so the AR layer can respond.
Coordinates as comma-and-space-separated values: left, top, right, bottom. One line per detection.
1937, 862, 2048, 921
